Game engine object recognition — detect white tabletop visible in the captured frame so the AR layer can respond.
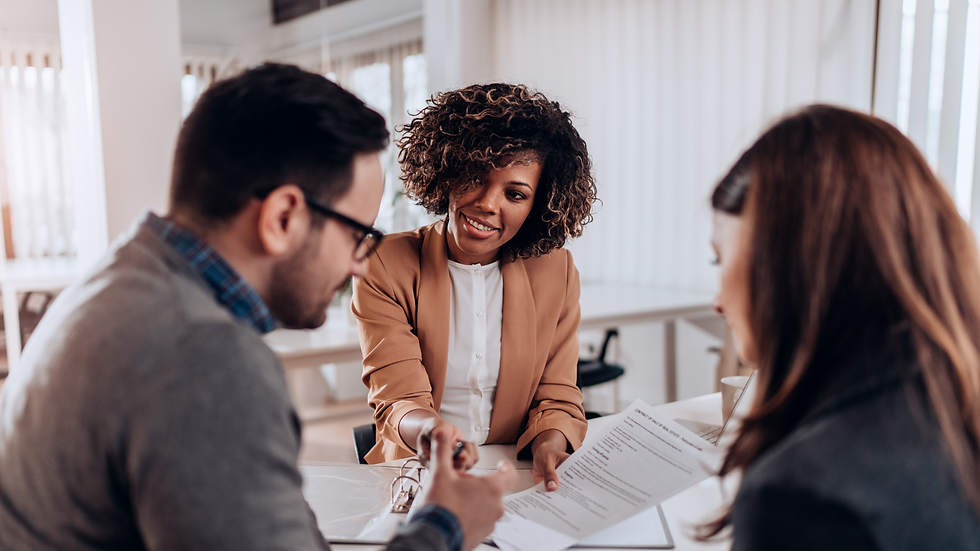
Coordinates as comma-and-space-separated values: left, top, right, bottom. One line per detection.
264, 323, 362, 368
324, 393, 734, 551
0, 256, 81, 288
578, 283, 715, 331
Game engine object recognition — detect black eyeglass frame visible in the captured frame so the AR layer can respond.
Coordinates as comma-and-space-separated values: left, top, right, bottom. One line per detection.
301, 191, 384, 261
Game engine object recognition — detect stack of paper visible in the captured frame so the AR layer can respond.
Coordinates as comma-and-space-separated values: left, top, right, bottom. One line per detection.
492, 399, 724, 551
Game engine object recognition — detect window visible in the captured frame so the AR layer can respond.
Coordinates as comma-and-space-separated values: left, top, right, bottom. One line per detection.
878, 0, 980, 223
0, 38, 73, 259
180, 57, 236, 119
326, 39, 434, 233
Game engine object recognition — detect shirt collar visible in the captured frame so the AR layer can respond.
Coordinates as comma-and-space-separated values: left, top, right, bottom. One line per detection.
142, 212, 277, 334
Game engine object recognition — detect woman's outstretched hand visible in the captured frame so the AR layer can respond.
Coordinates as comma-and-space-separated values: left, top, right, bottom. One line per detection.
531, 429, 570, 491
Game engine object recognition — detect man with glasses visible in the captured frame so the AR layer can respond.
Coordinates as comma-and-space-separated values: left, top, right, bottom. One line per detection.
0, 64, 515, 551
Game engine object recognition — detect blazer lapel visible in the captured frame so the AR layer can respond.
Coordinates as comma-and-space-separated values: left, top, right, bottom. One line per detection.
488, 257, 537, 442
417, 221, 451, 409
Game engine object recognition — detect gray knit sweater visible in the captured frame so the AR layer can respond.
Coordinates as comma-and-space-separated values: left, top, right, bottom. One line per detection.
0, 222, 448, 551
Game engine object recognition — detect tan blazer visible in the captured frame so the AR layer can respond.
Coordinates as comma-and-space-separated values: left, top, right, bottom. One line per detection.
352, 221, 587, 464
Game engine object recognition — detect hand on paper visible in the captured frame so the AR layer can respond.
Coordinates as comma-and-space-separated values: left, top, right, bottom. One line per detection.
530, 429, 570, 491
417, 428, 518, 551
416, 415, 479, 471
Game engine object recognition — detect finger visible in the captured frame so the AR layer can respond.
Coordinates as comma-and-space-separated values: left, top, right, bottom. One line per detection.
532, 454, 547, 483
417, 435, 434, 468
428, 429, 455, 479
539, 455, 560, 491
493, 460, 519, 492
544, 471, 560, 491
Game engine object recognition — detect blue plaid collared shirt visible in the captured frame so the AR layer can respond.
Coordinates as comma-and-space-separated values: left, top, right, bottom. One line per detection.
143, 212, 277, 334
410, 505, 463, 551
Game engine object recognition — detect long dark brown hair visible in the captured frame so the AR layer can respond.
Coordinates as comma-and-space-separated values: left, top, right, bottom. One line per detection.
702, 105, 980, 536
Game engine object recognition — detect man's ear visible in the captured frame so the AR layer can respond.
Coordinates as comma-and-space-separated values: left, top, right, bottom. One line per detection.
255, 184, 308, 257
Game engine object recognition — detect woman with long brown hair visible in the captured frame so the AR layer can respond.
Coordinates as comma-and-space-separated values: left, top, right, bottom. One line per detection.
707, 105, 980, 548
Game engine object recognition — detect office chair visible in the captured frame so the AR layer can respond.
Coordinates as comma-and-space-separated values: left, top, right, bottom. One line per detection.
352, 423, 377, 465
577, 328, 625, 419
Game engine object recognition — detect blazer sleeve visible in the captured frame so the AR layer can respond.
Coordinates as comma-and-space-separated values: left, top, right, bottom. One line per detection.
516, 250, 588, 456
353, 250, 436, 459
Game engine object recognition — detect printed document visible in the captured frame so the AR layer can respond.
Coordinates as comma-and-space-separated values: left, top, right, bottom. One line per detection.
492, 399, 723, 551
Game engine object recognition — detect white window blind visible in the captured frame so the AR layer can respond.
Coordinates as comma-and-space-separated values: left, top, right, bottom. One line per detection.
0, 35, 74, 259
875, 0, 980, 227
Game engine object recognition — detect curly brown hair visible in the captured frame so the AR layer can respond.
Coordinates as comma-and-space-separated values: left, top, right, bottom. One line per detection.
397, 83, 597, 259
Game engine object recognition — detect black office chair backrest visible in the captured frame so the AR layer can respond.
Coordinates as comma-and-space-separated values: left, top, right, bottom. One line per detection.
577, 328, 625, 388
352, 423, 377, 465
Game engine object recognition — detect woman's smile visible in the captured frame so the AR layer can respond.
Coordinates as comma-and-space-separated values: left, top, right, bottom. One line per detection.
446, 160, 541, 265
461, 213, 499, 236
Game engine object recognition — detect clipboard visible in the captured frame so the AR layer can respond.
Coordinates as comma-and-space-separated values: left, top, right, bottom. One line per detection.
302, 459, 425, 545
302, 461, 674, 548
574, 505, 673, 549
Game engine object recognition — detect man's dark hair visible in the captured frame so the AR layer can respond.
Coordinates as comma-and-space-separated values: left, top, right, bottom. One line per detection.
170, 63, 389, 225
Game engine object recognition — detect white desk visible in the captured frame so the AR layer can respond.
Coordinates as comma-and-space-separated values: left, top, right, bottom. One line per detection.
319, 392, 732, 551
0, 257, 82, 370
265, 283, 717, 401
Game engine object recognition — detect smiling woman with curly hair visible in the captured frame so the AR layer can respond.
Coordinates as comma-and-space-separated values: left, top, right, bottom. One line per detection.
399, 83, 596, 259
353, 83, 598, 489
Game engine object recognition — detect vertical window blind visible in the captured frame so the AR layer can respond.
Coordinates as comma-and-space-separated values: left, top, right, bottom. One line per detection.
875, 0, 980, 230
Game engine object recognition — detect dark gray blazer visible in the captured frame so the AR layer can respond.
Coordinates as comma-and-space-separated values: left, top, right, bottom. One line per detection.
0, 220, 448, 551
731, 345, 980, 550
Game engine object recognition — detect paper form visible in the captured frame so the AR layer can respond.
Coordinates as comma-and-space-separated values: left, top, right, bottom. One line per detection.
492, 399, 723, 550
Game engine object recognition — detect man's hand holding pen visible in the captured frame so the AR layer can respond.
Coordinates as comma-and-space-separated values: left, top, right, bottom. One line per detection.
416, 417, 478, 471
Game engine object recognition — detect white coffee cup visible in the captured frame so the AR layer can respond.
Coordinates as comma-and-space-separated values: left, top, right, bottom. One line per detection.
721, 375, 750, 420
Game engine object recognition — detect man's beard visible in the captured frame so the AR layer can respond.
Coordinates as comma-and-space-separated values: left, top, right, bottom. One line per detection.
267, 232, 331, 330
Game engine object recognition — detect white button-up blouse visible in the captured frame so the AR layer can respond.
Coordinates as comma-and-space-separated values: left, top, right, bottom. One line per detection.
439, 259, 504, 444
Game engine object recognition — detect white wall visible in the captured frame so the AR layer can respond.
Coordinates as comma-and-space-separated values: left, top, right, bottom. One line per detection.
91, 0, 182, 243
58, 0, 182, 261
0, 1, 60, 35
424, 0, 493, 93
180, 0, 270, 59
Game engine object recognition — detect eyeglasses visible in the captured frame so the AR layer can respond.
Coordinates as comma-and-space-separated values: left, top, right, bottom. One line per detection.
302, 191, 384, 261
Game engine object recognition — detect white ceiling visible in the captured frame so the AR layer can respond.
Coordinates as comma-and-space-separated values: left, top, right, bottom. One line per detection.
179, 0, 272, 49
0, 0, 59, 36
0, 0, 422, 64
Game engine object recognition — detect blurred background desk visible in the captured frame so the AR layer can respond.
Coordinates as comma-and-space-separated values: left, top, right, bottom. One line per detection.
264, 283, 716, 403
1, 257, 82, 371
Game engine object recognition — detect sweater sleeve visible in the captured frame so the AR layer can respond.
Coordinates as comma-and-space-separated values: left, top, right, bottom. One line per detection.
125, 323, 328, 551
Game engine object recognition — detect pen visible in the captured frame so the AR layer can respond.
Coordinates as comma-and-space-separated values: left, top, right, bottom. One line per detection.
452, 440, 466, 460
